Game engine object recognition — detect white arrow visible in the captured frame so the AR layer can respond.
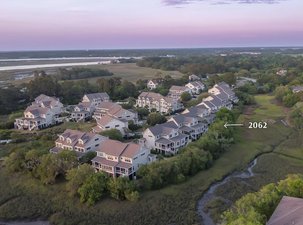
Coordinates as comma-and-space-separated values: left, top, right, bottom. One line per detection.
224, 123, 244, 128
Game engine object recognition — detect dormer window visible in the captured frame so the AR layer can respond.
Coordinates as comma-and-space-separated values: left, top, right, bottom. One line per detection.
67, 138, 72, 144
78, 139, 83, 145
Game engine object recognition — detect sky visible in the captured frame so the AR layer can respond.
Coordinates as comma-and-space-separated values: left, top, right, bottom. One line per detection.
1, 0, 303, 51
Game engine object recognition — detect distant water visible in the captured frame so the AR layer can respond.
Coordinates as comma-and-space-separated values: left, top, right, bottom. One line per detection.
0, 61, 110, 71
0, 56, 141, 62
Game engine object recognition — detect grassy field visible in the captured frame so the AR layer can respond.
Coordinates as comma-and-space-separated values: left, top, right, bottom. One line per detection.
0, 95, 302, 225
2, 63, 184, 85
84, 63, 184, 83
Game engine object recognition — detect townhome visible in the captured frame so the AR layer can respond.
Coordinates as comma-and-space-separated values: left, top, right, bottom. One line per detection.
93, 102, 138, 124
92, 139, 150, 179
14, 94, 64, 131
136, 92, 183, 114
168, 114, 208, 141
185, 81, 206, 95
82, 92, 110, 106
92, 115, 128, 135
143, 121, 189, 155
291, 85, 303, 93
71, 102, 94, 122
168, 85, 192, 99
50, 129, 108, 157
188, 74, 201, 81
147, 79, 162, 90
182, 105, 214, 125
182, 104, 211, 119
208, 82, 239, 103
198, 95, 225, 113
71, 92, 111, 122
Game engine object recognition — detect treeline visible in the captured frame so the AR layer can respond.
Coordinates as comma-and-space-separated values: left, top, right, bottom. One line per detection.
137, 55, 303, 77
222, 174, 303, 225
1, 72, 192, 115
137, 108, 237, 190
137, 55, 303, 94
24, 74, 138, 104
55, 68, 113, 80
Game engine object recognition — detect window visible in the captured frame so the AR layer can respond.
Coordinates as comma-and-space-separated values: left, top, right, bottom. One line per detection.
87, 147, 91, 150
115, 125, 120, 127
95, 138, 99, 141
95, 144, 99, 147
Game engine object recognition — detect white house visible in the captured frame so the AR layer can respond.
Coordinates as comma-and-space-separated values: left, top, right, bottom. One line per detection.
92, 139, 150, 178
185, 81, 205, 95
82, 92, 110, 106
208, 82, 238, 103
92, 115, 128, 135
189, 74, 200, 81
136, 92, 183, 114
71, 92, 111, 122
93, 102, 138, 124
147, 79, 162, 90
143, 121, 189, 155
291, 86, 303, 93
168, 114, 208, 141
14, 94, 64, 131
50, 129, 108, 158
168, 85, 192, 99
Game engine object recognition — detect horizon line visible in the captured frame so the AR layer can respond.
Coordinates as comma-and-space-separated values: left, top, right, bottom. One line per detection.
1, 45, 303, 53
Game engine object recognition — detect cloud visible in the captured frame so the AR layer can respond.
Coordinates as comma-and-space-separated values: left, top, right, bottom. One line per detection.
163, 0, 285, 6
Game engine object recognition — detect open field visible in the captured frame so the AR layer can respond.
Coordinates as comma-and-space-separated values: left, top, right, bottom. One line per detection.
0, 95, 302, 225
0, 63, 184, 85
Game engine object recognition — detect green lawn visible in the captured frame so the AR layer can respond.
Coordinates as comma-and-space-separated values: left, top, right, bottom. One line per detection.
0, 95, 302, 225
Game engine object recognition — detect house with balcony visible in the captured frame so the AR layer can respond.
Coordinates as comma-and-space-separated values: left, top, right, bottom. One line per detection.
147, 79, 162, 90
82, 92, 110, 106
168, 114, 208, 141
182, 105, 214, 125
71, 92, 110, 122
208, 82, 238, 103
136, 92, 183, 114
92, 115, 128, 135
143, 121, 189, 155
93, 102, 138, 124
168, 85, 192, 99
50, 129, 108, 158
185, 81, 205, 95
92, 139, 150, 178
188, 74, 200, 81
14, 94, 64, 131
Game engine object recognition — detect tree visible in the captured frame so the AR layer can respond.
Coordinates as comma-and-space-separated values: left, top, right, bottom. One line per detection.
147, 112, 167, 126
180, 92, 192, 102
36, 151, 78, 184
78, 172, 109, 205
282, 93, 300, 107
79, 151, 97, 164
66, 164, 95, 196
100, 129, 123, 141
4, 150, 26, 172
107, 177, 138, 200
275, 86, 290, 102
136, 108, 149, 119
